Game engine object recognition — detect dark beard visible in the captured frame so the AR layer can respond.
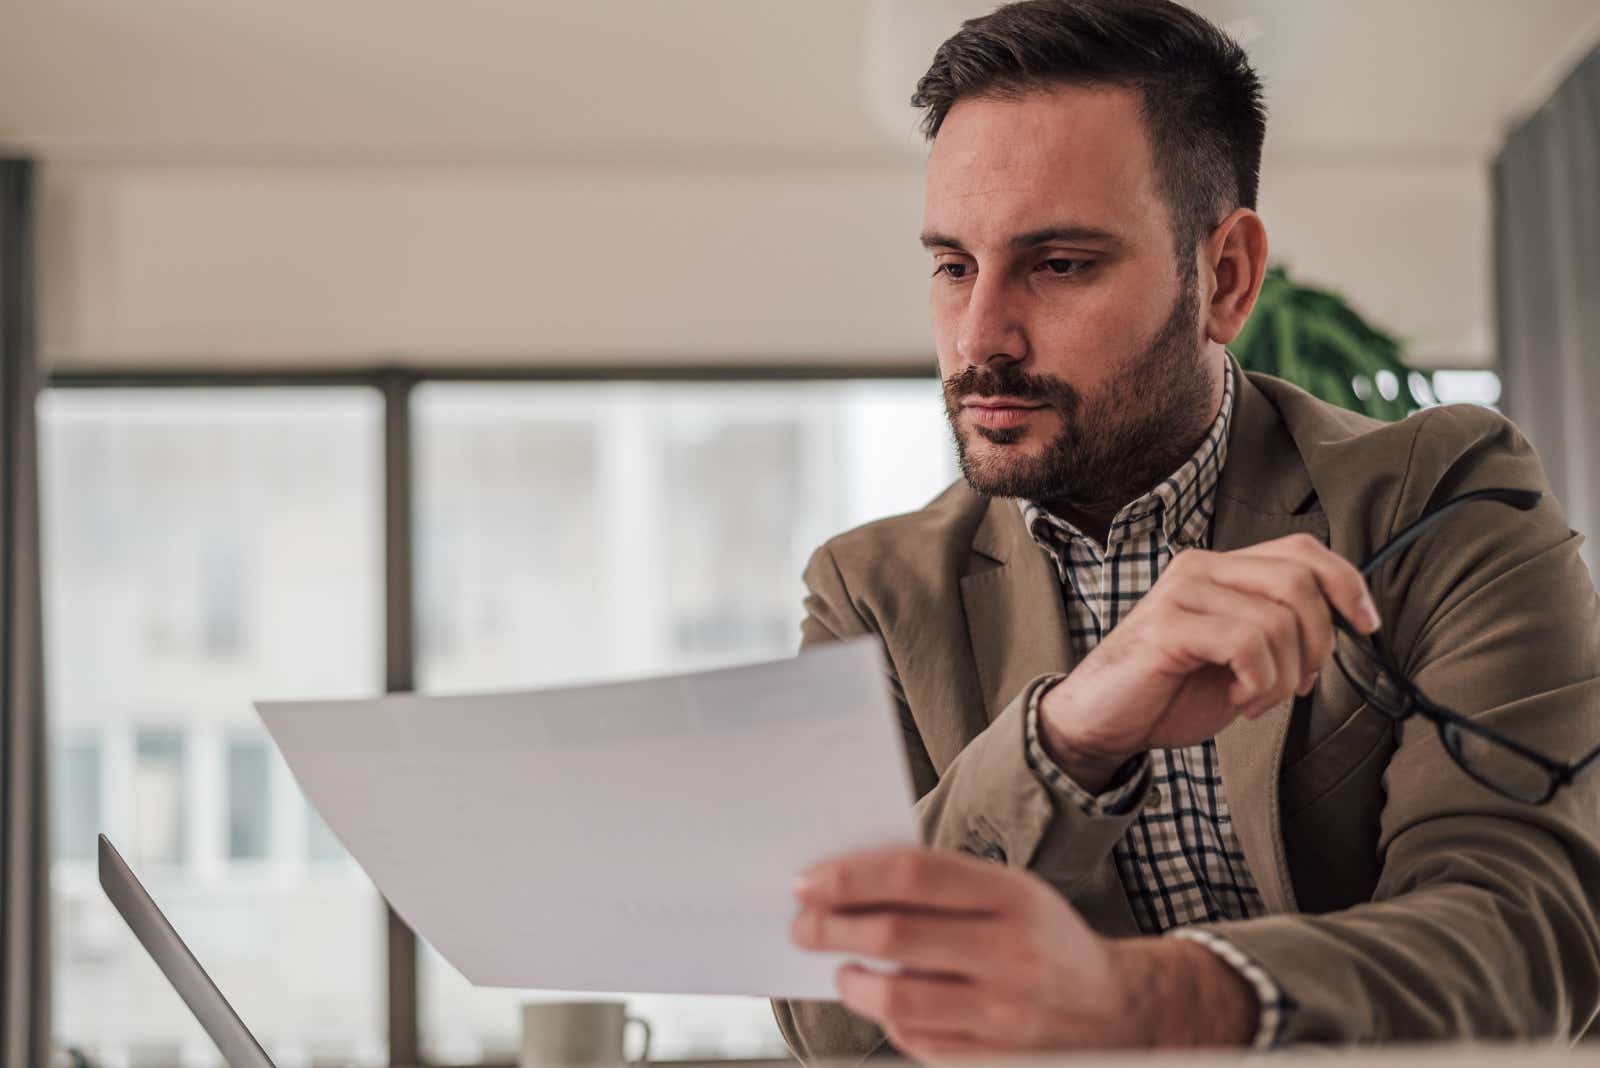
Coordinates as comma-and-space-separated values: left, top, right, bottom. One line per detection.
942, 275, 1214, 514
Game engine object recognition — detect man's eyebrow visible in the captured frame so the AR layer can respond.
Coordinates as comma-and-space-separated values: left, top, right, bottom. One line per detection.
918, 225, 1126, 252
1010, 225, 1125, 250
919, 231, 967, 251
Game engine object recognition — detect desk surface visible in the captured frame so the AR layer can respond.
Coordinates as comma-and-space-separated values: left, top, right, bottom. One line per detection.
668, 1045, 1594, 1068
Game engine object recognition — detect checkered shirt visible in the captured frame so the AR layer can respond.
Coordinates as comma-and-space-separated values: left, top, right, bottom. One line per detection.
1016, 363, 1291, 1048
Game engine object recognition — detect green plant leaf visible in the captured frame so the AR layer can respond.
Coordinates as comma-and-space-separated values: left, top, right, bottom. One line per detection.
1230, 264, 1422, 421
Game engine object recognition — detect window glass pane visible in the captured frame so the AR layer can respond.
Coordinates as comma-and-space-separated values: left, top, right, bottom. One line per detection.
133, 730, 187, 866
1429, 369, 1502, 408
42, 388, 386, 1068
227, 737, 272, 861
413, 379, 955, 1062
50, 736, 101, 862
306, 802, 347, 866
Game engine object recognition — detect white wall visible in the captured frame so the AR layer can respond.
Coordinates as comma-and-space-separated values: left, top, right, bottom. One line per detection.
1259, 159, 1492, 368
37, 164, 928, 372
37, 159, 1492, 373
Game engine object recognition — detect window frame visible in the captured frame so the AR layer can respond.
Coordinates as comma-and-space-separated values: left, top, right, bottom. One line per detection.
42, 361, 933, 1067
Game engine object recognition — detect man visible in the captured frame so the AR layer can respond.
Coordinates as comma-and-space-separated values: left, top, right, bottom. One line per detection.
773, 0, 1600, 1061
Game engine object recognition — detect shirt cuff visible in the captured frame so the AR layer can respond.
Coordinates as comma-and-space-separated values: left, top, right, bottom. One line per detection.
1022, 675, 1150, 816
1168, 928, 1291, 1050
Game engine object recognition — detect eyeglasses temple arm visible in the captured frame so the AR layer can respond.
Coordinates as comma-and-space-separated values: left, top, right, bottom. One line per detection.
1567, 740, 1600, 780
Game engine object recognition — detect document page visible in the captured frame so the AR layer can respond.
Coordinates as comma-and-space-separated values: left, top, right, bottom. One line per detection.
256, 638, 917, 998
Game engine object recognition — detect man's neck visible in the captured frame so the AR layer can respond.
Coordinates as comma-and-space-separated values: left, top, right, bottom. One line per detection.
1035, 497, 1118, 549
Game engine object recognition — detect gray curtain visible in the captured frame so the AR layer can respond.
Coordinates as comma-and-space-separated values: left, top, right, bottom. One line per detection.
1495, 47, 1600, 576
0, 157, 49, 1068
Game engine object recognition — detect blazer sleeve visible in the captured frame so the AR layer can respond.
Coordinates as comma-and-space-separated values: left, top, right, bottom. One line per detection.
771, 540, 1153, 1064
1187, 404, 1600, 1043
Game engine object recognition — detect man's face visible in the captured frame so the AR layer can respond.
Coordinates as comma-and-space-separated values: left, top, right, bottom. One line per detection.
923, 84, 1216, 513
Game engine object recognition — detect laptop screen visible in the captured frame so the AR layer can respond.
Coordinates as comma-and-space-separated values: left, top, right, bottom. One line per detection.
97, 835, 276, 1068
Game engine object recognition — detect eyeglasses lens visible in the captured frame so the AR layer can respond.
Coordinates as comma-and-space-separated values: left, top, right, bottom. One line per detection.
1440, 720, 1557, 804
1333, 635, 1410, 720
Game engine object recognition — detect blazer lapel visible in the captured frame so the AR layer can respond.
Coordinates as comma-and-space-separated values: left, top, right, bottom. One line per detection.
1209, 361, 1330, 916
960, 498, 1077, 726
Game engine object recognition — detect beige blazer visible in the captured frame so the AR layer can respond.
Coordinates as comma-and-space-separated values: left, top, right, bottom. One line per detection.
773, 364, 1600, 1060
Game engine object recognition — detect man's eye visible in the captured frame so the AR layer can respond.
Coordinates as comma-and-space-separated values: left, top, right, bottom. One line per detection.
935, 262, 969, 280
1040, 258, 1091, 276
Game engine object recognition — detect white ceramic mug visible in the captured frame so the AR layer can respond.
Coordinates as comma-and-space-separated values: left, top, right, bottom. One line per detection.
520, 1000, 652, 1068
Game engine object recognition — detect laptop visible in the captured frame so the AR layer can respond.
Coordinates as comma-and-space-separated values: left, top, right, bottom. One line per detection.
97, 834, 276, 1068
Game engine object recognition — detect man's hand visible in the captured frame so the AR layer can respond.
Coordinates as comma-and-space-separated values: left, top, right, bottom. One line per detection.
790, 846, 1258, 1062
1039, 532, 1384, 791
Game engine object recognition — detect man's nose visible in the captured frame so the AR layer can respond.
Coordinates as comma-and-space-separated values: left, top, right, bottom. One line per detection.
954, 274, 1027, 368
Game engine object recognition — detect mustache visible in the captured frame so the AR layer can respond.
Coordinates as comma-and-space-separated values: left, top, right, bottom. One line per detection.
942, 364, 1082, 410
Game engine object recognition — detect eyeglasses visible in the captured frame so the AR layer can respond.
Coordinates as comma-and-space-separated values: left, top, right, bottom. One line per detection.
1330, 487, 1600, 805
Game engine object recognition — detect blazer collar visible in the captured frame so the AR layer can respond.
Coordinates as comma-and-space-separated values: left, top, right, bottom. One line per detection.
1209, 358, 1328, 916
969, 482, 1022, 566
961, 497, 1075, 729
1212, 355, 1322, 535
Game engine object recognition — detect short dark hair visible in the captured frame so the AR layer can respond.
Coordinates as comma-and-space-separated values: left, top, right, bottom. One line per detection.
911, 0, 1265, 267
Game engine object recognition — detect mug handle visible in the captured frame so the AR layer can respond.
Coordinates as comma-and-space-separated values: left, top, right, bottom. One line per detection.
624, 1015, 653, 1063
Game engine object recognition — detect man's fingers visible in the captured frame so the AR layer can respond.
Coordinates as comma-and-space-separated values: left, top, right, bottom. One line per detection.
1167, 577, 1303, 705
1234, 532, 1381, 634
791, 906, 1010, 979
884, 1023, 993, 1065
794, 846, 1021, 914
1160, 605, 1281, 710
1192, 556, 1335, 689
837, 965, 1011, 1045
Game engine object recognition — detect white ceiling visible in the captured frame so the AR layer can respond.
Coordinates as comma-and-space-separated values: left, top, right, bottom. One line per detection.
2, 0, 1596, 165
10, 0, 1598, 372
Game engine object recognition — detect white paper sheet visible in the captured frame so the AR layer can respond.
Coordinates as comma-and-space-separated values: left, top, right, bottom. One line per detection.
256, 638, 917, 998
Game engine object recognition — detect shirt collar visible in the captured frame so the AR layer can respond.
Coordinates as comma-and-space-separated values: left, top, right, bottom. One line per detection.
1019, 358, 1236, 555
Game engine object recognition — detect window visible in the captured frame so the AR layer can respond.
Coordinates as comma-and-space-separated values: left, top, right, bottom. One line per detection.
132, 730, 187, 867
227, 737, 272, 861
50, 736, 101, 863
307, 802, 348, 866
1429, 369, 1502, 407
411, 379, 955, 1063
202, 541, 249, 657
44, 373, 956, 1066
42, 389, 387, 1068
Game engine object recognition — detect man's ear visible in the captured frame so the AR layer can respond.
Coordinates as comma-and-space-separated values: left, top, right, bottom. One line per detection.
1201, 207, 1269, 346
